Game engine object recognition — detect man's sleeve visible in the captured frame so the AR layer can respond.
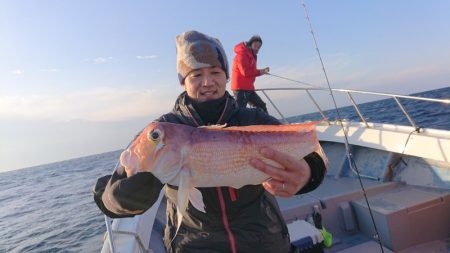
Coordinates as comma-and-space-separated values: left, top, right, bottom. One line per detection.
253, 109, 281, 125
297, 149, 328, 195
93, 166, 164, 218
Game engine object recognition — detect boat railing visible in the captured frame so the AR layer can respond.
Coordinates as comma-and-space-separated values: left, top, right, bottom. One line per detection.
256, 87, 450, 129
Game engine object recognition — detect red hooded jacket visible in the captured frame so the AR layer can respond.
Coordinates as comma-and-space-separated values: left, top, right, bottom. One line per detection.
231, 42, 262, 91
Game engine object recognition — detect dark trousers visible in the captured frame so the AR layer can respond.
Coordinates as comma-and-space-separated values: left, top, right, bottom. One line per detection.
233, 90, 268, 113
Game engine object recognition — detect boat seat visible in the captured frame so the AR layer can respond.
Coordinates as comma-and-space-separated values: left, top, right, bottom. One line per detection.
279, 177, 399, 226
351, 185, 450, 251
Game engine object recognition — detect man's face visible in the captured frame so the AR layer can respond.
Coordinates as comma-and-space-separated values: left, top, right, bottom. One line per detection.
250, 41, 262, 55
183, 67, 227, 102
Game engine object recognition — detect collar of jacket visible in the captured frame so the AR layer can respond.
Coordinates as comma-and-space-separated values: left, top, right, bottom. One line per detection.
171, 91, 239, 126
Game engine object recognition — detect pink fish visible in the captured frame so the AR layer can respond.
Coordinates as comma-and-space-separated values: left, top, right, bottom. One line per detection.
120, 122, 321, 229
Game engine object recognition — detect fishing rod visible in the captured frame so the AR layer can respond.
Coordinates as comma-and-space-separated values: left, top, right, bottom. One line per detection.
300, 1, 385, 252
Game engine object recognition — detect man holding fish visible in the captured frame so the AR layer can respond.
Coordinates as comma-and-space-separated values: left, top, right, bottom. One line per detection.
93, 30, 327, 253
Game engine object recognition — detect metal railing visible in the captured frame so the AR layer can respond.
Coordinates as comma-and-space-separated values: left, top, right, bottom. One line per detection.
256, 87, 450, 129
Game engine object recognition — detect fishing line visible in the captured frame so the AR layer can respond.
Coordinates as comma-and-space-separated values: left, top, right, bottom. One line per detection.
266, 73, 323, 89
300, 1, 384, 252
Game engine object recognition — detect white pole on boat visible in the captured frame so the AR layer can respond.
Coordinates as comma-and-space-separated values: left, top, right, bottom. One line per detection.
101, 157, 127, 253
346, 92, 369, 128
260, 89, 289, 124
104, 215, 117, 253
393, 96, 418, 130
305, 90, 329, 123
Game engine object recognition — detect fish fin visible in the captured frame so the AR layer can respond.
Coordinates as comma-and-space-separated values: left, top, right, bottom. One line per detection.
189, 187, 205, 213
215, 122, 319, 133
199, 123, 227, 129
177, 167, 192, 216
171, 167, 192, 243
172, 208, 183, 243
119, 149, 140, 176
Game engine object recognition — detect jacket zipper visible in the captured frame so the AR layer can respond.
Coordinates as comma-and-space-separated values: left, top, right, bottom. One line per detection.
215, 97, 238, 252
217, 187, 237, 253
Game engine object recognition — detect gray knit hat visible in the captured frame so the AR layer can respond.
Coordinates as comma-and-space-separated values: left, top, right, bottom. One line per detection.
176, 30, 229, 84
247, 35, 262, 46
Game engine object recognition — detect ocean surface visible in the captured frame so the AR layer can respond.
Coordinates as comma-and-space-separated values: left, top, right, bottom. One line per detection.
0, 87, 449, 253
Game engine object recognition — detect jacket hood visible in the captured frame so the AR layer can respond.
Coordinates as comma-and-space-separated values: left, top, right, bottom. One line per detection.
234, 42, 250, 54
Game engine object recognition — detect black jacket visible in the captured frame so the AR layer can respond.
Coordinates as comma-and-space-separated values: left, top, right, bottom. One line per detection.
93, 91, 327, 253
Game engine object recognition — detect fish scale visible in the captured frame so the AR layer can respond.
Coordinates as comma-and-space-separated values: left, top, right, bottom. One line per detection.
186, 129, 318, 188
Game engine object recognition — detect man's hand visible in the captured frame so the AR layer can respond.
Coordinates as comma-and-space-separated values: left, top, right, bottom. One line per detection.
250, 147, 311, 197
259, 67, 270, 75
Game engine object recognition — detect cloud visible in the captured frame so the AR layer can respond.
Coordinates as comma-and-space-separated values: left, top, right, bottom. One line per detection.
136, 55, 158, 60
12, 69, 24, 75
0, 86, 180, 122
93, 56, 113, 64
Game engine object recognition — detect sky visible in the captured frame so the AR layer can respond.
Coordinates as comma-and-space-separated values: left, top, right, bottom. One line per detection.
1, 0, 450, 172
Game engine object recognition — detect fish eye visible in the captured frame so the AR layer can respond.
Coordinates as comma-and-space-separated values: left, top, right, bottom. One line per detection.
148, 129, 162, 141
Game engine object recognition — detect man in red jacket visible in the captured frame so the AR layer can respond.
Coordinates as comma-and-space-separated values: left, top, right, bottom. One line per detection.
231, 35, 270, 113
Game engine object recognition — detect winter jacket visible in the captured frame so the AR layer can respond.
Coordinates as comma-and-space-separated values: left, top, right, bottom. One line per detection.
93, 91, 327, 253
231, 42, 262, 91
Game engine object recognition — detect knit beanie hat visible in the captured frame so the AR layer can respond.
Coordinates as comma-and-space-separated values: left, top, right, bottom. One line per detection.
247, 35, 262, 46
176, 30, 229, 84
